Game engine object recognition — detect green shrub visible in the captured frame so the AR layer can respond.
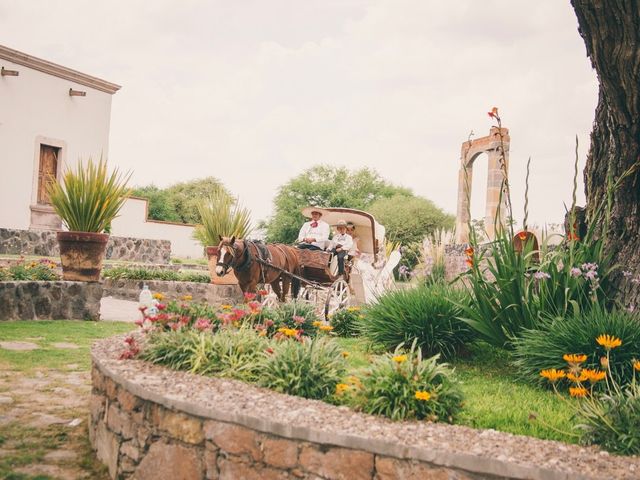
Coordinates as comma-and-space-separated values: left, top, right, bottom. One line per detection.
354, 341, 463, 421
259, 336, 347, 400
360, 283, 473, 359
270, 301, 320, 337
102, 265, 210, 283
329, 306, 362, 337
0, 259, 59, 281
512, 307, 640, 387
143, 327, 268, 381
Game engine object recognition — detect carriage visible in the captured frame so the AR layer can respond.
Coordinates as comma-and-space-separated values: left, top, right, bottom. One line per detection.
275, 207, 400, 318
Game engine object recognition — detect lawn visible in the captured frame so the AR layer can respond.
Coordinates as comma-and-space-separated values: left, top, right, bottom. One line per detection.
337, 337, 576, 444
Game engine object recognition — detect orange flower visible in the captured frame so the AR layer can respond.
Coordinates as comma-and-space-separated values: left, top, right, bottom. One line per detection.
465, 258, 474, 268
563, 354, 588, 365
487, 107, 499, 118
569, 386, 588, 398
464, 247, 474, 257
596, 334, 622, 350
567, 371, 589, 383
634, 360, 640, 372
539, 369, 566, 383
517, 231, 528, 241
582, 369, 606, 383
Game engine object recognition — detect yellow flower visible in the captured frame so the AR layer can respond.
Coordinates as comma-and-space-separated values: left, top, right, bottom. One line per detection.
563, 353, 587, 365
221, 304, 232, 310
152, 293, 165, 300
312, 321, 323, 327
335, 383, 350, 395
346, 306, 360, 312
633, 360, 640, 372
277, 327, 297, 337
392, 354, 407, 364
319, 325, 334, 332
596, 334, 622, 350
181, 295, 193, 301
567, 371, 589, 383
346, 375, 362, 386
540, 369, 566, 383
341, 351, 350, 358
415, 390, 431, 401
569, 386, 588, 398
581, 369, 606, 383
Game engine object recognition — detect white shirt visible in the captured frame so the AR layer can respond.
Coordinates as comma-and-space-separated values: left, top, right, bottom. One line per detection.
330, 232, 353, 252
297, 220, 330, 249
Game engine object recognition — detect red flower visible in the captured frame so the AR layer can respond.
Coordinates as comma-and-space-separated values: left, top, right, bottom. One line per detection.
134, 318, 144, 327
266, 347, 274, 354
487, 106, 499, 118
258, 289, 268, 296
265, 319, 274, 327
244, 292, 257, 301
124, 335, 136, 345
138, 306, 148, 313
233, 308, 247, 319
157, 303, 167, 311
517, 231, 528, 241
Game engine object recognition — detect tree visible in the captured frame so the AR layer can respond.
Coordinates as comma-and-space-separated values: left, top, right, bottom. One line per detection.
132, 177, 229, 224
368, 194, 454, 246
263, 166, 411, 243
571, 1, 640, 307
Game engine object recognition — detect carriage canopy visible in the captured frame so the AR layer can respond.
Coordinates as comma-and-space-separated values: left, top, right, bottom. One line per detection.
301, 206, 385, 256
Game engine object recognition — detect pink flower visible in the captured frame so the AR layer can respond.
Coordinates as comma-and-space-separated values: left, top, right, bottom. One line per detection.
124, 335, 136, 345
244, 292, 257, 301
570, 267, 582, 277
157, 303, 167, 311
169, 322, 180, 331
134, 318, 144, 327
195, 318, 212, 331
138, 306, 148, 313
233, 308, 247, 319
265, 347, 274, 354
265, 319, 274, 327
293, 315, 305, 325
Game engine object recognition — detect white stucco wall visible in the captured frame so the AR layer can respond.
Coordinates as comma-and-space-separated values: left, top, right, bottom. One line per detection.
0, 52, 115, 230
111, 197, 205, 259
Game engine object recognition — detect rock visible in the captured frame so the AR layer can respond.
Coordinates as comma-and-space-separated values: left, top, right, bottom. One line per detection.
299, 445, 373, 480
44, 449, 78, 462
0, 396, 14, 404
0, 341, 39, 351
134, 441, 203, 480
52, 342, 80, 349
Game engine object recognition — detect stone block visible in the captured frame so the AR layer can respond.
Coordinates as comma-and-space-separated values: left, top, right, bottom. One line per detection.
121, 440, 141, 462
89, 394, 106, 422
204, 445, 218, 480
218, 457, 288, 480
134, 441, 204, 480
261, 436, 299, 469
375, 456, 469, 480
117, 388, 141, 412
94, 422, 120, 480
104, 377, 119, 401
107, 403, 135, 439
91, 367, 105, 392
299, 445, 373, 480
156, 408, 204, 444
204, 421, 262, 461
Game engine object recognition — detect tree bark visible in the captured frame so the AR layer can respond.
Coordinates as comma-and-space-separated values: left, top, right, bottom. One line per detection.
571, 0, 640, 308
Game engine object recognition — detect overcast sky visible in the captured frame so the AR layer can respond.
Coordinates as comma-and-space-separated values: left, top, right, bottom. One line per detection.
1, 0, 598, 227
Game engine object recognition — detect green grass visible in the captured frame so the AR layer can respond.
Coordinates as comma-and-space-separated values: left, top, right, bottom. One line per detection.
338, 337, 576, 443
0, 321, 134, 371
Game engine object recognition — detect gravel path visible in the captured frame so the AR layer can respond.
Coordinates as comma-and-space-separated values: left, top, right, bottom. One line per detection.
95, 335, 640, 480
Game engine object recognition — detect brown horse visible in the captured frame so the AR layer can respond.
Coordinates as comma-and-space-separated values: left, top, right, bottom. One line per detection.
215, 236, 301, 301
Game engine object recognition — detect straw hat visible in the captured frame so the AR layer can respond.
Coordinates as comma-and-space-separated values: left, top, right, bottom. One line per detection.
301, 206, 327, 218
336, 220, 347, 227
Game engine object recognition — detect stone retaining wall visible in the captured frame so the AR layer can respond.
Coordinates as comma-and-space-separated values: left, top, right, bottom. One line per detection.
91, 336, 639, 480
102, 278, 242, 304
0, 228, 171, 264
0, 281, 102, 320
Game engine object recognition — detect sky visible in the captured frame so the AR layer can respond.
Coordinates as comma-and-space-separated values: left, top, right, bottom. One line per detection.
0, 0, 599, 227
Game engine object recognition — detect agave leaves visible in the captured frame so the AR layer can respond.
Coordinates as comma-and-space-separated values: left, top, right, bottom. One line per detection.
193, 188, 252, 246
47, 157, 131, 233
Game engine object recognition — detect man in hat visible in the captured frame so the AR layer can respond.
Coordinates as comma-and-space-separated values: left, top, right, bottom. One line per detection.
297, 209, 330, 250
330, 219, 353, 276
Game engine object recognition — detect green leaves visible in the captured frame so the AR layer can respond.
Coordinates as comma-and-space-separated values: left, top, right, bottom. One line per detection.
193, 187, 252, 246
47, 157, 131, 233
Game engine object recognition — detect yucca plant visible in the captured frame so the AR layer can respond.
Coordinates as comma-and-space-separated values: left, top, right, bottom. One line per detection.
47, 157, 131, 233
193, 187, 252, 246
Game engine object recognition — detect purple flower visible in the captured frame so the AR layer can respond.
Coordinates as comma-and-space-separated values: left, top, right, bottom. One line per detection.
570, 267, 582, 278
533, 271, 551, 280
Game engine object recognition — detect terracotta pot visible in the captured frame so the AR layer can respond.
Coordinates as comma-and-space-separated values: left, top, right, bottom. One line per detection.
206, 246, 238, 285
56, 231, 109, 282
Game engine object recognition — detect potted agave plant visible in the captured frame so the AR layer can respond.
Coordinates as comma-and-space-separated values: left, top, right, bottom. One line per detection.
193, 188, 252, 285
47, 158, 131, 282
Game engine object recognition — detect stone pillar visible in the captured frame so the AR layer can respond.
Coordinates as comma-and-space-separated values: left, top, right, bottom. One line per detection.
455, 165, 472, 244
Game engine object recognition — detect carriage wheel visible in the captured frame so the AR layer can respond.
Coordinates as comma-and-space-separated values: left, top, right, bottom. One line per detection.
324, 279, 350, 320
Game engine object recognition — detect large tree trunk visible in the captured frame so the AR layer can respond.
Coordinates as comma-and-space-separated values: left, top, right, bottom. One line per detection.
571, 1, 640, 308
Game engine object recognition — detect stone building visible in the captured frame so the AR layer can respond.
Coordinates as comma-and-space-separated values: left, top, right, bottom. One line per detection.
0, 44, 120, 230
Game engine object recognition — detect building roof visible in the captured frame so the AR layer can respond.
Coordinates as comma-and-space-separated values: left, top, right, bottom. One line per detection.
0, 44, 121, 94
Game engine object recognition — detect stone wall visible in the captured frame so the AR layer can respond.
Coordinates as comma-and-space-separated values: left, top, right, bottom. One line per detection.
102, 279, 242, 304
0, 228, 171, 264
90, 335, 638, 480
0, 281, 102, 320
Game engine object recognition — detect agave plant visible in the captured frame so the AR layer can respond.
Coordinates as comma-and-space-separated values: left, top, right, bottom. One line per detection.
47, 157, 131, 233
193, 187, 252, 246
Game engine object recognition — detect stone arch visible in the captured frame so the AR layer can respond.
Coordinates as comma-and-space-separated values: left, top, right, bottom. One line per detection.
455, 127, 510, 243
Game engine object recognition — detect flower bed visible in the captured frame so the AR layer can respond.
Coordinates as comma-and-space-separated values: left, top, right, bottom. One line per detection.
91, 334, 640, 480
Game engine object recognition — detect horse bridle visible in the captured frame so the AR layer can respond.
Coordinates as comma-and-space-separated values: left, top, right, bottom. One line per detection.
216, 243, 237, 274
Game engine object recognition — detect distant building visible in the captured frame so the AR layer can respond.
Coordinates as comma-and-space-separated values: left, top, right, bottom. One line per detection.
0, 44, 120, 230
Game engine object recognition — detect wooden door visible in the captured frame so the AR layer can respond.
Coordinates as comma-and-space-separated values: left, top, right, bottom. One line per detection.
37, 145, 59, 204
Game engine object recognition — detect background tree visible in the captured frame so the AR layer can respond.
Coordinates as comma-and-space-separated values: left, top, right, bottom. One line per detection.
132, 177, 229, 224
263, 165, 411, 243
368, 194, 454, 246
571, 1, 640, 307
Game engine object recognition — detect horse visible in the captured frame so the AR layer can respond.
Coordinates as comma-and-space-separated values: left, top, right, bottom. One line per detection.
215, 236, 301, 301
